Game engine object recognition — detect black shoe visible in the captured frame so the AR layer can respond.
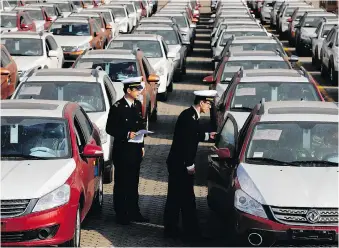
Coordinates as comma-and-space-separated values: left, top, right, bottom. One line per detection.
130, 214, 149, 223
116, 216, 130, 225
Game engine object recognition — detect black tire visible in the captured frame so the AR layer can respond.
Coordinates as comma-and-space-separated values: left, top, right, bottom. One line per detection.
320, 60, 326, 78
91, 174, 104, 212
149, 107, 157, 122
158, 91, 168, 101
167, 80, 173, 92
60, 205, 81, 247
103, 164, 113, 184
181, 59, 187, 75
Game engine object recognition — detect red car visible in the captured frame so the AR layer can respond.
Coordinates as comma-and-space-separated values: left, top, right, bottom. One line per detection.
0, 11, 37, 32
212, 68, 324, 130
15, 6, 55, 30
1, 99, 105, 247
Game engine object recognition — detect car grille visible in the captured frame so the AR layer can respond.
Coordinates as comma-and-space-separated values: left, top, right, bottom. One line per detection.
1, 199, 30, 218
62, 46, 75, 52
270, 206, 338, 226
1, 225, 59, 243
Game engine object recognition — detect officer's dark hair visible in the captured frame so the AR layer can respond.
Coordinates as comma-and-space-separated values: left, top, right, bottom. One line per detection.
123, 86, 129, 94
194, 98, 203, 105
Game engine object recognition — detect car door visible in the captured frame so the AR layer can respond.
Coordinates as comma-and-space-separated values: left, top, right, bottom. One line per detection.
74, 109, 97, 213
208, 114, 238, 209
162, 39, 174, 80
322, 28, 335, 67
45, 35, 59, 68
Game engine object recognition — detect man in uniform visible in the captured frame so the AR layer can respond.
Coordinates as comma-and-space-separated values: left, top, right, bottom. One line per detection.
164, 90, 217, 242
106, 76, 149, 225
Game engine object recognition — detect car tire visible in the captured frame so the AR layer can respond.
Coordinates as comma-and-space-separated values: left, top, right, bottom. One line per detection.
103, 165, 113, 184
91, 173, 103, 212
149, 107, 157, 123
158, 91, 168, 101
329, 60, 338, 85
181, 59, 187, 75
60, 205, 81, 247
167, 80, 173, 92
320, 60, 326, 78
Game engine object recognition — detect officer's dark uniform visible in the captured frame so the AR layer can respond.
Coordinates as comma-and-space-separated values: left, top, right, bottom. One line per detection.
164, 103, 212, 239
105, 86, 145, 223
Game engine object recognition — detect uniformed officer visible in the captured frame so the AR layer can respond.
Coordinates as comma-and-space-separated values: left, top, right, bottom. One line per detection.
106, 76, 149, 225
164, 90, 217, 242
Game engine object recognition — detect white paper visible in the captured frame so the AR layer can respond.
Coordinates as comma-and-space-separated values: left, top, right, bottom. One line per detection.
136, 129, 154, 136
20, 86, 42, 95
236, 87, 256, 96
253, 129, 282, 141
253, 152, 263, 158
10, 124, 19, 143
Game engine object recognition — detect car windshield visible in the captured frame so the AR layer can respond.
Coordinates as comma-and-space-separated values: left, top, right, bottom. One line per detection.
14, 82, 105, 112
25, 9, 44, 20
221, 31, 267, 44
1, 117, 70, 159
44, 6, 56, 16
322, 24, 336, 37
111, 7, 125, 17
1, 15, 17, 28
304, 17, 322, 28
173, 16, 188, 28
57, 3, 71, 12
230, 82, 320, 110
224, 60, 290, 70
246, 122, 338, 165
75, 58, 140, 82
1, 38, 43, 56
230, 43, 284, 53
135, 30, 179, 45
108, 40, 163, 58
50, 22, 90, 36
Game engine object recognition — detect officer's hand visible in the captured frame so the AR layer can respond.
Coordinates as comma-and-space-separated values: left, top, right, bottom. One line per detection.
210, 132, 217, 140
129, 132, 137, 139
142, 148, 145, 157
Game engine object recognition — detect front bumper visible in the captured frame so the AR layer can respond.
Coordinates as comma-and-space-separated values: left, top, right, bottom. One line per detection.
1, 203, 78, 246
235, 211, 338, 245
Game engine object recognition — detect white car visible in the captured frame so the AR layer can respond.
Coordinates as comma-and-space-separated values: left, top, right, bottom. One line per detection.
81, 8, 120, 38
0, 11, 20, 33
11, 68, 122, 180
100, 5, 132, 33
107, 34, 176, 101
320, 25, 338, 84
14, 6, 47, 32
311, 19, 337, 69
105, 3, 138, 28
260, 0, 274, 24
0, 0, 14, 11
1, 31, 64, 81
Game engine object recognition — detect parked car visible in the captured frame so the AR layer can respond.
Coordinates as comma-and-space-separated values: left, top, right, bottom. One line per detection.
14, 6, 55, 30
1, 44, 18, 99
0, 10, 37, 33
0, 99, 105, 247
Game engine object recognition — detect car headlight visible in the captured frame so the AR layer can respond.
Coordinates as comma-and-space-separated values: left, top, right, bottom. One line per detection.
155, 67, 164, 75
32, 184, 70, 213
234, 189, 268, 219
99, 128, 107, 144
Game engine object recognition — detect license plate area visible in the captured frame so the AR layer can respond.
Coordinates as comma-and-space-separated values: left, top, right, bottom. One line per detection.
289, 229, 336, 241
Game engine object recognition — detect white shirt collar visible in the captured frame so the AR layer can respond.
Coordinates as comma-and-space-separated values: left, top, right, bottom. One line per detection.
192, 105, 200, 119
124, 96, 134, 107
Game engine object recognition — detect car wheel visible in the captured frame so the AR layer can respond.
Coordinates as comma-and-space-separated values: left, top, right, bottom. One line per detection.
103, 164, 113, 184
92, 173, 103, 212
60, 205, 81, 247
320, 60, 326, 78
329, 61, 336, 84
158, 91, 168, 102
149, 107, 157, 123
167, 80, 173, 92
181, 59, 187, 75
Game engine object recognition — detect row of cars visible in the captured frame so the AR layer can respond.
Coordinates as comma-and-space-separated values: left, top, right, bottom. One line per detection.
206, 0, 338, 246
255, 0, 338, 84
0, 0, 203, 246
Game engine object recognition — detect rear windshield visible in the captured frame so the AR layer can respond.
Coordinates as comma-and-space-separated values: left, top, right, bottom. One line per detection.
173, 16, 188, 28
1, 15, 17, 28
229, 43, 284, 54
224, 60, 290, 70
135, 30, 179, 45
50, 22, 90, 36
111, 7, 126, 17
108, 40, 163, 58
25, 9, 44, 20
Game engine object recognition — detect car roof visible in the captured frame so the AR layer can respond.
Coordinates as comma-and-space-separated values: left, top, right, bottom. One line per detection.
29, 3, 56, 6
258, 101, 338, 123
26, 68, 106, 83
1, 31, 45, 39
102, 5, 125, 8
306, 12, 337, 17
113, 34, 161, 41
82, 49, 137, 59
136, 25, 174, 31
228, 55, 284, 61
54, 17, 89, 23
70, 13, 100, 18
1, 100, 69, 118
225, 27, 265, 31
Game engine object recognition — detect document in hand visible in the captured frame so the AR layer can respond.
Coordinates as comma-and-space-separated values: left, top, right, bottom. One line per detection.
128, 130, 154, 143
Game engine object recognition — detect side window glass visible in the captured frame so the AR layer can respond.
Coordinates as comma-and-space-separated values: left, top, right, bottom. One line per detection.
76, 109, 93, 140
162, 41, 168, 57
47, 36, 58, 50
91, 20, 100, 33
216, 117, 236, 154
315, 23, 321, 35
326, 30, 334, 42
1, 50, 10, 67
20, 16, 24, 24
74, 117, 86, 151
105, 77, 117, 103
103, 78, 113, 106
45, 38, 52, 52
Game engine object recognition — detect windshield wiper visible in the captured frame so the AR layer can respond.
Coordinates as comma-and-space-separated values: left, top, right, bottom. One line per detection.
247, 157, 298, 166
291, 160, 338, 167
1, 154, 49, 160
230, 106, 253, 112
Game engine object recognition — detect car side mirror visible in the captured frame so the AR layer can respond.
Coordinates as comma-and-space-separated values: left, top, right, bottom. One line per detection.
203, 75, 215, 84
0, 69, 10, 76
82, 144, 103, 158
148, 74, 160, 83
46, 16, 53, 21
289, 55, 299, 63
328, 42, 333, 48
48, 50, 58, 57
20, 23, 28, 29
216, 147, 231, 159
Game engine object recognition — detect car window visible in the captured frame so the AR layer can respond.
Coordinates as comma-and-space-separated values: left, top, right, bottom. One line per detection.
109, 40, 163, 58
92, 20, 101, 33
224, 60, 290, 70
322, 24, 335, 38
1, 15, 17, 28
162, 40, 168, 57
57, 2, 72, 12
1, 49, 11, 67
221, 31, 267, 44
103, 77, 113, 106
172, 15, 188, 28
46, 35, 58, 50
111, 7, 126, 17
135, 29, 179, 45
1, 38, 43, 56
141, 58, 150, 78
126, 3, 134, 13
25, 9, 44, 20
216, 117, 236, 156
336, 34, 338, 47
73, 116, 87, 151
326, 29, 334, 42
76, 108, 93, 140
229, 43, 285, 54
50, 22, 90, 36
314, 22, 322, 36
44, 6, 56, 16
1, 117, 71, 159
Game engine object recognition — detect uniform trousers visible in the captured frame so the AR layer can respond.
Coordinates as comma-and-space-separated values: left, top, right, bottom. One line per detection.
164, 165, 201, 237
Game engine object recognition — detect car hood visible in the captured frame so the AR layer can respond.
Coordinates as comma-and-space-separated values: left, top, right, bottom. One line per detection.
147, 57, 165, 69
53, 35, 92, 47
0, 27, 18, 33
239, 163, 338, 207
301, 27, 317, 36
12, 56, 45, 71
1, 159, 76, 199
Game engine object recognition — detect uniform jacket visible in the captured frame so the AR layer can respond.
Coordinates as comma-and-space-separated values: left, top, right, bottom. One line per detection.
106, 97, 145, 164
167, 106, 207, 173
